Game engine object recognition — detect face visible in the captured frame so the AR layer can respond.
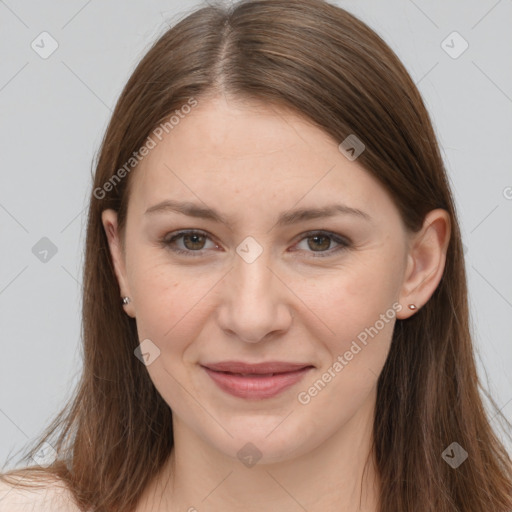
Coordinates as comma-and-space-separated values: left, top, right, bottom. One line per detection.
102, 94, 448, 465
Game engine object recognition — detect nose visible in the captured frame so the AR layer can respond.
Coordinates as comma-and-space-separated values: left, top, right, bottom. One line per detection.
216, 251, 293, 343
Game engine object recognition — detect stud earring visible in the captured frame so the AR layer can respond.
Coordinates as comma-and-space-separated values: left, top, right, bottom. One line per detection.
408, 304, 417, 310
122, 297, 131, 305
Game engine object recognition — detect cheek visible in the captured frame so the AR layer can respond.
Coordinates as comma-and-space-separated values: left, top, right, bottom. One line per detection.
293, 253, 398, 377
128, 261, 214, 403
295, 251, 398, 330
128, 254, 219, 349
296, 276, 395, 419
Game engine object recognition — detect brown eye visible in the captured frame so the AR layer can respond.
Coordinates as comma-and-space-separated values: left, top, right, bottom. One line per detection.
293, 231, 350, 258
163, 230, 217, 256
307, 234, 332, 252
181, 233, 207, 250
162, 229, 350, 258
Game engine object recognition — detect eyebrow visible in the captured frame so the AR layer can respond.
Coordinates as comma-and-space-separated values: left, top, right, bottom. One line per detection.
144, 199, 372, 227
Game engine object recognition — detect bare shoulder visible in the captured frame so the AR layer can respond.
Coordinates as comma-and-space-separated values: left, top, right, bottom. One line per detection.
0, 473, 82, 512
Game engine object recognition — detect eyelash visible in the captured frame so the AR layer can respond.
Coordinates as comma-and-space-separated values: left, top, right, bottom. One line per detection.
160, 229, 351, 258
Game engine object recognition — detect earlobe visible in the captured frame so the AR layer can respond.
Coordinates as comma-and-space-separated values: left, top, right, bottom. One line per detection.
396, 208, 451, 319
101, 209, 136, 318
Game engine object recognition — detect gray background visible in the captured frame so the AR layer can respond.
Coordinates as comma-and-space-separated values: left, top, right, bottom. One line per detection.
1, 0, 511, 470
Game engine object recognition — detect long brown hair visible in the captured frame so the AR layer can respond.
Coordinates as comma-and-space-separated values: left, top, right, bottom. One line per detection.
2, 1, 511, 510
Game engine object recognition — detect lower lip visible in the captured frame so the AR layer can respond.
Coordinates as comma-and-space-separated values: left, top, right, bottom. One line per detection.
202, 366, 313, 399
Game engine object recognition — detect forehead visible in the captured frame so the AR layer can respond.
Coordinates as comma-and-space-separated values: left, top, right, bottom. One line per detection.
128, 96, 399, 227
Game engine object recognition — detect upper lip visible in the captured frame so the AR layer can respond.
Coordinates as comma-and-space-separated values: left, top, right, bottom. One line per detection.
201, 361, 314, 374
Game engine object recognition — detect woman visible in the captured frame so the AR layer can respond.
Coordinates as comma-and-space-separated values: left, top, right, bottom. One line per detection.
1, 0, 511, 510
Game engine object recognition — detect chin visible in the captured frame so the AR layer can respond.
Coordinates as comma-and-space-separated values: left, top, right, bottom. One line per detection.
206, 422, 315, 466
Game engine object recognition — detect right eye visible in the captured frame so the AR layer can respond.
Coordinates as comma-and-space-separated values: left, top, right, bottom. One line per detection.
161, 230, 219, 256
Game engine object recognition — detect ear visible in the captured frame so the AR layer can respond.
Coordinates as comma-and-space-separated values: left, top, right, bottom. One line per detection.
101, 209, 136, 318
396, 208, 451, 319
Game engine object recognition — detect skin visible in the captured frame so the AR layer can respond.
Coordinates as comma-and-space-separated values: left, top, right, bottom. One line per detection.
102, 94, 450, 512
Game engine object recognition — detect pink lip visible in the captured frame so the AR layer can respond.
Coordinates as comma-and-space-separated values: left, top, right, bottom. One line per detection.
202, 361, 312, 374
201, 361, 314, 399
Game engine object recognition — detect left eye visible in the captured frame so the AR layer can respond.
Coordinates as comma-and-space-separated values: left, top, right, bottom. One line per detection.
162, 230, 350, 258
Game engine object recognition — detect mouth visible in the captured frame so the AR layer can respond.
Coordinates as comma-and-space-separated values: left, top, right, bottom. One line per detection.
201, 361, 314, 374
200, 361, 315, 399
